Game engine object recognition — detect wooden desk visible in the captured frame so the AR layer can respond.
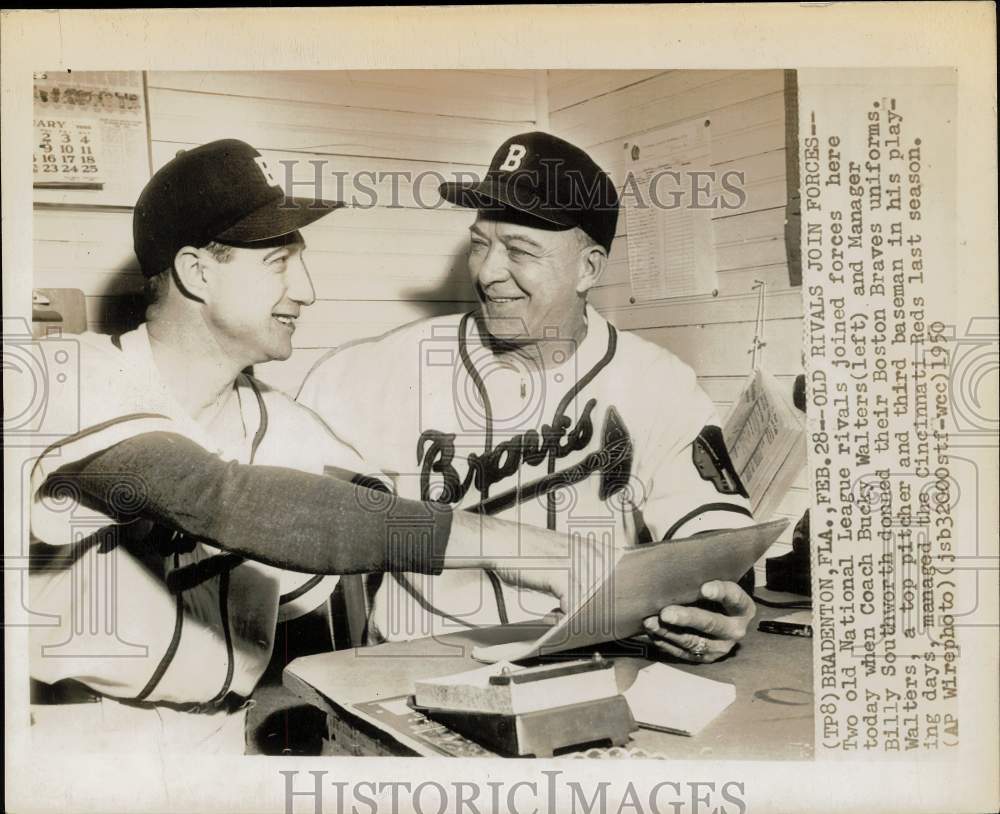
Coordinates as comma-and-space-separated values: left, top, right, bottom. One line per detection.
284, 605, 814, 760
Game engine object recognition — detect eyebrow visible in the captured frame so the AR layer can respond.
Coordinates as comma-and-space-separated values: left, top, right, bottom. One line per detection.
263, 244, 300, 261
503, 234, 544, 251
468, 225, 544, 251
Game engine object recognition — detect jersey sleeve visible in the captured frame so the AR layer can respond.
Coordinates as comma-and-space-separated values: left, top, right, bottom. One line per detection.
28, 334, 190, 545
634, 354, 754, 541
49, 431, 453, 577
255, 385, 398, 620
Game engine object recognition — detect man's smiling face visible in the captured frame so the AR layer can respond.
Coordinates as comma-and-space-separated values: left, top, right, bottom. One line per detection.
200, 232, 315, 367
467, 212, 592, 343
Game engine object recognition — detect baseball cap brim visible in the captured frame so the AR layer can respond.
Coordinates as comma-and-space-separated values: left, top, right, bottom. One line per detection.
439, 176, 576, 230
216, 195, 345, 243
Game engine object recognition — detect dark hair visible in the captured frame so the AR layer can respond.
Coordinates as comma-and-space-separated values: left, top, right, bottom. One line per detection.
202, 240, 234, 263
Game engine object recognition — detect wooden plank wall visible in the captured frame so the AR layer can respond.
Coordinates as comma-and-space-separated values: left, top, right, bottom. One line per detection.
33, 69, 538, 393
547, 70, 807, 563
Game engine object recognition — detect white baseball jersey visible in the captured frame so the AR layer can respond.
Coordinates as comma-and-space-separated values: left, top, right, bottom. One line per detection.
297, 305, 754, 641
29, 324, 359, 705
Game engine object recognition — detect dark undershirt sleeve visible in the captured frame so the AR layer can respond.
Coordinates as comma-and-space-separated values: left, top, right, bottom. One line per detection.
46, 431, 452, 575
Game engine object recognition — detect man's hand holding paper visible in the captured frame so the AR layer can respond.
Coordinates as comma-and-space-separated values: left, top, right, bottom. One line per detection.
639, 579, 757, 663
623, 501, 757, 664
480, 501, 760, 660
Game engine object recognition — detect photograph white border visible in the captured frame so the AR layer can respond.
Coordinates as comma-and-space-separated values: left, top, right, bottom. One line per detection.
3, 6, 996, 813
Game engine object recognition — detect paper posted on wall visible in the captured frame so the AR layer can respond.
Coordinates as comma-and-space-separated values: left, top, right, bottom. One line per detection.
723, 368, 807, 521
623, 119, 719, 301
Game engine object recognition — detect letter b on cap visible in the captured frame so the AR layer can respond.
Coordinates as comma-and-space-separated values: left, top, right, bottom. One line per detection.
499, 144, 527, 172
254, 156, 280, 188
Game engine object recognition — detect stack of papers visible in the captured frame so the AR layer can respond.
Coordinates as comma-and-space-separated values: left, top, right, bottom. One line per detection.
414, 661, 618, 716
723, 369, 806, 521
623, 663, 736, 736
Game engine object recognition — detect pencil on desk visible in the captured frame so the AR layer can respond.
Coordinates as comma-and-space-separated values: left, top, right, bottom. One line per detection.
757, 620, 813, 638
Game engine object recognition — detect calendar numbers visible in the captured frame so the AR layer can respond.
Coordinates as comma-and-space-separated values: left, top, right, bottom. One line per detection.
33, 121, 103, 184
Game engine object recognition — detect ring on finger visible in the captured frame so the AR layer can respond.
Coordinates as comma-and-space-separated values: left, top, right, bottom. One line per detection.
690, 636, 708, 656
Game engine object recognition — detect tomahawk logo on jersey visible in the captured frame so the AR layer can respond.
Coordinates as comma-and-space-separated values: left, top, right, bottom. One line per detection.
298, 305, 753, 640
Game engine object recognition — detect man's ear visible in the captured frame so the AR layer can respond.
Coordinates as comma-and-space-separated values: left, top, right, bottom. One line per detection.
576, 244, 608, 296
172, 246, 209, 303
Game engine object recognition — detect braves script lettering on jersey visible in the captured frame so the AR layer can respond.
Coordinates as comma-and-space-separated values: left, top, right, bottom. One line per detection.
298, 306, 753, 641
29, 325, 357, 704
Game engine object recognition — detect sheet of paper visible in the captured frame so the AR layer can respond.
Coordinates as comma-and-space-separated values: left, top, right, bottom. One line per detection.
723, 369, 806, 519
472, 519, 788, 663
624, 663, 735, 736
624, 119, 719, 301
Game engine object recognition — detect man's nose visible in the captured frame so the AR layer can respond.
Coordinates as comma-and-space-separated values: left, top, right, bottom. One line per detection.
287, 254, 316, 306
476, 244, 511, 286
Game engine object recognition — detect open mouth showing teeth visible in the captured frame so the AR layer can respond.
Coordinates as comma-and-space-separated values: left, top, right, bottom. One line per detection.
487, 296, 523, 303
273, 315, 297, 326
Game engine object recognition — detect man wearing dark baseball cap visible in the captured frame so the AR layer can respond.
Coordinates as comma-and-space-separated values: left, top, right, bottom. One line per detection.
439, 131, 620, 255
132, 138, 344, 365
29, 138, 605, 754
133, 138, 342, 279
300, 131, 760, 660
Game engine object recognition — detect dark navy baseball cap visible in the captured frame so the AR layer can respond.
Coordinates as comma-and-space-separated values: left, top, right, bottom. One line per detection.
439, 131, 619, 252
133, 139, 343, 276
